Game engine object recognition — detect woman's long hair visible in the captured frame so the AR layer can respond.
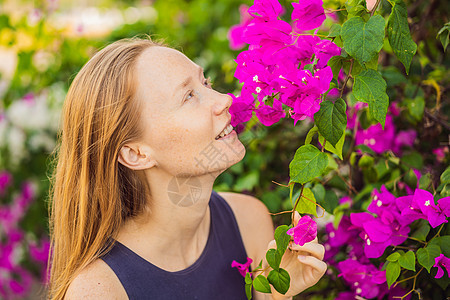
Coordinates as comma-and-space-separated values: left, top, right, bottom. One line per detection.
47, 37, 165, 300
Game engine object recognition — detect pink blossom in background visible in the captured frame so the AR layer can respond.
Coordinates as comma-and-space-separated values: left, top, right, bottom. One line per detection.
433, 146, 449, 163
0, 171, 12, 196
231, 257, 253, 277
353, 105, 416, 155
433, 254, 450, 279
227, 5, 253, 50
30, 237, 51, 284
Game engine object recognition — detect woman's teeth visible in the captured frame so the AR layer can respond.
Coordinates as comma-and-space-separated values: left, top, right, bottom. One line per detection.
215, 124, 233, 140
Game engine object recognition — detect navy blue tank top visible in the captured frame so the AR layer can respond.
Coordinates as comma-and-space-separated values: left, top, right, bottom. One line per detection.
100, 190, 250, 299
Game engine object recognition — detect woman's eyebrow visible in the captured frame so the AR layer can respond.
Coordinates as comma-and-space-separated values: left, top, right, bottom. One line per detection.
175, 66, 204, 95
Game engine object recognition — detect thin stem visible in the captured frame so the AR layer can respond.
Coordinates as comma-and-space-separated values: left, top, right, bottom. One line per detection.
427, 224, 445, 245
370, 0, 382, 16
292, 185, 305, 226
392, 268, 423, 299
270, 210, 294, 216
396, 235, 427, 245
271, 180, 295, 188
340, 59, 354, 98
325, 8, 347, 12
291, 32, 330, 38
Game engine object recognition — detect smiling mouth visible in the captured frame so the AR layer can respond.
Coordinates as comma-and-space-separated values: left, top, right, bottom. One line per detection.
215, 124, 234, 140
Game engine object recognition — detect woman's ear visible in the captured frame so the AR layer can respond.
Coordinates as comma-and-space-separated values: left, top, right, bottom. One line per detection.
118, 144, 157, 170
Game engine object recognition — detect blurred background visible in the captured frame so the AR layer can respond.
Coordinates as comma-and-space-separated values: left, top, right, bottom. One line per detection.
0, 0, 448, 299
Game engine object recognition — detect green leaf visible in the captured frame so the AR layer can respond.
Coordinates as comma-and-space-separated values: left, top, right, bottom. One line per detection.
436, 22, 450, 51
341, 15, 385, 65
353, 69, 389, 128
440, 166, 450, 184
266, 248, 281, 270
311, 184, 325, 204
256, 259, 263, 270
429, 236, 450, 257
358, 154, 374, 168
387, 0, 417, 74
417, 244, 441, 273
386, 252, 401, 262
328, 56, 344, 80
386, 261, 401, 288
245, 272, 253, 284
314, 99, 347, 148
253, 275, 271, 293
289, 144, 328, 184
245, 273, 253, 300
401, 151, 423, 169
355, 144, 376, 156
245, 282, 253, 300
398, 251, 416, 271
419, 173, 432, 190
404, 169, 418, 189
329, 23, 342, 37
323, 189, 339, 214
405, 97, 425, 122
345, 0, 367, 18
318, 132, 345, 160
294, 187, 318, 217
305, 126, 318, 145
267, 268, 290, 295
274, 225, 291, 255
411, 220, 431, 242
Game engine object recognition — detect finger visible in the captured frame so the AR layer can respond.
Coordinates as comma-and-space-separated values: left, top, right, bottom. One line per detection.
298, 255, 327, 275
267, 239, 276, 251
289, 242, 325, 260
293, 211, 300, 226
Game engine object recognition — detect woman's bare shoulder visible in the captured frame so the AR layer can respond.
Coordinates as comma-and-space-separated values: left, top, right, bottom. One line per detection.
217, 191, 274, 261
64, 258, 128, 300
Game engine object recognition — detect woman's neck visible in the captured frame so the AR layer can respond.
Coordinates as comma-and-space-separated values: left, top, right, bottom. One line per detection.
115, 174, 216, 271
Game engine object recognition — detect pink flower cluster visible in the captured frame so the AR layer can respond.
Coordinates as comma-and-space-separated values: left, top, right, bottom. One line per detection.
0, 171, 50, 299
348, 102, 416, 156
227, 0, 340, 128
323, 184, 449, 298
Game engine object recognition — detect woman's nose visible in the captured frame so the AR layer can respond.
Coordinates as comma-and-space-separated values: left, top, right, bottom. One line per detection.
213, 92, 233, 116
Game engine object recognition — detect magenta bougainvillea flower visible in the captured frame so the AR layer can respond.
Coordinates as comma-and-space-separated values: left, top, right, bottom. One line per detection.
231, 257, 253, 277
227, 0, 339, 129
287, 215, 317, 246
0, 170, 12, 196
227, 5, 253, 50
433, 254, 450, 279
414, 189, 449, 228
291, 0, 326, 31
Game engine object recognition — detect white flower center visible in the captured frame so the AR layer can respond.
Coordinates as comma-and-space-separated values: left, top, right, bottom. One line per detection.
253, 75, 259, 82
329, 232, 335, 238
356, 288, 362, 294
369, 138, 376, 145
367, 238, 371, 245
425, 200, 430, 206
377, 200, 383, 207
255, 87, 261, 93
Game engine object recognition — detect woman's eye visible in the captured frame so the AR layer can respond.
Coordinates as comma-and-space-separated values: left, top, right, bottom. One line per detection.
185, 91, 194, 101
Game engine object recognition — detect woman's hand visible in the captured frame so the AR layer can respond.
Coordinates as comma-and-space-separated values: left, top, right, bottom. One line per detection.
265, 212, 327, 299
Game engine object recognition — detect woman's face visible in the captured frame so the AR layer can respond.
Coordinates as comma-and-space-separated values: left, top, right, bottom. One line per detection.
131, 46, 246, 178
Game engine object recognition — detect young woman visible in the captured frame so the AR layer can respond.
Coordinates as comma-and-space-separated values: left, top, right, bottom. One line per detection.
48, 37, 326, 300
